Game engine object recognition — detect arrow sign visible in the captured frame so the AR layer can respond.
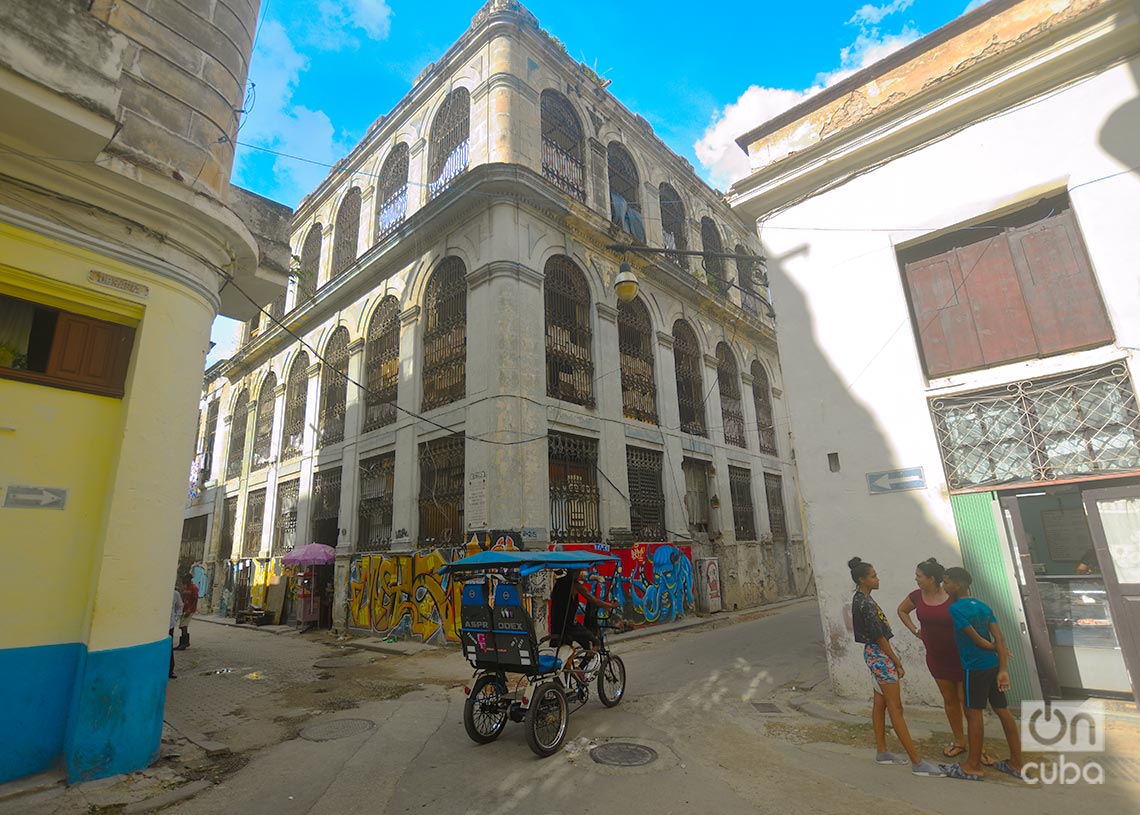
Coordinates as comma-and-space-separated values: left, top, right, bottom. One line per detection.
3, 485, 68, 510
866, 467, 926, 495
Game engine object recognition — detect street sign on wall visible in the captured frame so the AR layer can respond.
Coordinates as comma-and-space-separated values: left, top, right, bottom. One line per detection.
866, 467, 926, 495
2, 485, 68, 509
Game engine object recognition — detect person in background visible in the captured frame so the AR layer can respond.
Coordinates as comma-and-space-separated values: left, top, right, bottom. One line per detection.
175, 572, 198, 650
169, 587, 183, 680
1075, 547, 1099, 575
848, 556, 945, 777
942, 566, 1024, 781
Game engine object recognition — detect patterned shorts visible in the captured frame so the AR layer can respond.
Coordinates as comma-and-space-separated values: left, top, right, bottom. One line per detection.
864, 643, 899, 684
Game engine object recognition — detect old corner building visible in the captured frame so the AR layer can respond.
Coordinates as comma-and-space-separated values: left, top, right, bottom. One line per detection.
0, 0, 288, 784
182, 0, 809, 644
731, 0, 1140, 707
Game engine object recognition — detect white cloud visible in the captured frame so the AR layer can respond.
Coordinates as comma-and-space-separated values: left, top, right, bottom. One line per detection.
206, 316, 243, 367
304, 0, 393, 50
848, 0, 914, 27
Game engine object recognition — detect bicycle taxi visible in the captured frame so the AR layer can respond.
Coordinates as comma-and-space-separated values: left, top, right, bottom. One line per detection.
439, 549, 627, 757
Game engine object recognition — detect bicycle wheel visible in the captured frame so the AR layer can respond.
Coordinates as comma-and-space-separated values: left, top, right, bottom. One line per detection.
524, 681, 568, 757
463, 674, 509, 744
597, 654, 626, 707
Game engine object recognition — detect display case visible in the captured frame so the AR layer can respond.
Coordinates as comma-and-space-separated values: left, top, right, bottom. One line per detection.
1036, 575, 1130, 693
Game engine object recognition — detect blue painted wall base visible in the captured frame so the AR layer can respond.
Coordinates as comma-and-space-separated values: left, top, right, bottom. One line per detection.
0, 643, 82, 783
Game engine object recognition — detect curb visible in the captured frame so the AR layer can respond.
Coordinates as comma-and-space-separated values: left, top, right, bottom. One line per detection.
121, 780, 213, 814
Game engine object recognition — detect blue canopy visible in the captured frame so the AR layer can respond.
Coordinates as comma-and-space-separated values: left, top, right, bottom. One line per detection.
438, 549, 616, 576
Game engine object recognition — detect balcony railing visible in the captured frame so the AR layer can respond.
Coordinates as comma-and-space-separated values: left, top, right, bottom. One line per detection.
542, 137, 585, 201
428, 140, 469, 200
377, 186, 408, 240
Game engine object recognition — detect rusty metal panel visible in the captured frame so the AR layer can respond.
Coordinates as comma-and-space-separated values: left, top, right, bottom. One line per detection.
959, 236, 1036, 365
904, 251, 984, 376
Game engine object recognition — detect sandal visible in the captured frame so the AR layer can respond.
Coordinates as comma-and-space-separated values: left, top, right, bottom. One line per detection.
941, 763, 983, 782
981, 752, 996, 766
942, 743, 966, 758
992, 759, 1024, 780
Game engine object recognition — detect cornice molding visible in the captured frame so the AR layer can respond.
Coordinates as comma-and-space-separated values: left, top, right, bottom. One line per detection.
467, 260, 544, 289
473, 72, 539, 104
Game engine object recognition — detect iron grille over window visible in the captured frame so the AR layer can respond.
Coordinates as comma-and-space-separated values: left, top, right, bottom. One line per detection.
618, 298, 657, 424
736, 244, 757, 314
376, 144, 409, 240
242, 488, 266, 558
219, 495, 238, 560
728, 466, 757, 540
419, 437, 464, 546
930, 363, 1140, 490
318, 328, 350, 446
673, 320, 706, 436
251, 373, 277, 470
428, 89, 470, 199
700, 218, 729, 295
273, 479, 300, 556
331, 187, 362, 277
540, 90, 585, 201
311, 467, 342, 546
281, 352, 309, 461
180, 515, 207, 565
225, 390, 250, 480
764, 473, 787, 542
296, 224, 322, 307
202, 400, 219, 479
364, 296, 400, 431
752, 361, 777, 454
682, 457, 710, 533
266, 293, 285, 323
607, 142, 644, 242
422, 258, 467, 410
626, 446, 666, 541
544, 255, 594, 407
659, 183, 688, 269
549, 432, 600, 543
716, 343, 746, 448
358, 452, 395, 552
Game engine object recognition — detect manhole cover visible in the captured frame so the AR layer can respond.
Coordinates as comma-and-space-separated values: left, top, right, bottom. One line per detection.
299, 718, 375, 742
590, 742, 658, 767
752, 702, 782, 714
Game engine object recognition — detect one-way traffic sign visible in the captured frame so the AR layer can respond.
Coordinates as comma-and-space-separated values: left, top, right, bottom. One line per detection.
3, 485, 68, 510
866, 467, 926, 495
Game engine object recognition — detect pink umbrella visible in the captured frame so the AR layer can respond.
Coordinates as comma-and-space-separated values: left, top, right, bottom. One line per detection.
282, 543, 336, 566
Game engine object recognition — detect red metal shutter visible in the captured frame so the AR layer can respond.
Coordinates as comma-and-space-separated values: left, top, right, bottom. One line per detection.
958, 235, 1037, 366
903, 250, 984, 376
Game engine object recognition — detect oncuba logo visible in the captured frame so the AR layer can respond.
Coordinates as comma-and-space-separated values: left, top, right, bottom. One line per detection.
1021, 700, 1105, 785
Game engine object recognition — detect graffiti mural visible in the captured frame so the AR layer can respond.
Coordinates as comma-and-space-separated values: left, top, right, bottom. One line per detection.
556, 543, 695, 628
347, 531, 519, 643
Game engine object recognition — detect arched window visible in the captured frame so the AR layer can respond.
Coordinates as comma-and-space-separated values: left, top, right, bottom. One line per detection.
716, 343, 745, 448
735, 243, 757, 314
673, 320, 706, 436
225, 389, 249, 480
364, 295, 400, 431
376, 144, 409, 240
700, 217, 729, 295
752, 361, 777, 454
251, 372, 278, 469
331, 187, 362, 277
618, 297, 656, 423
318, 327, 350, 446
296, 223, 322, 307
607, 142, 644, 242
659, 183, 688, 269
544, 255, 594, 407
422, 258, 467, 409
280, 352, 309, 460
428, 88, 470, 199
540, 90, 585, 200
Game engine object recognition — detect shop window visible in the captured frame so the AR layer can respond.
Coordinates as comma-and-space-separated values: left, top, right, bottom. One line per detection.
627, 446, 666, 541
673, 319, 706, 436
544, 255, 594, 407
376, 144, 409, 240
717, 343, 746, 448
364, 296, 400, 431
540, 90, 585, 201
358, 452, 395, 552
617, 297, 657, 424
419, 437, 464, 546
729, 466, 757, 541
549, 432, 600, 543
422, 258, 467, 410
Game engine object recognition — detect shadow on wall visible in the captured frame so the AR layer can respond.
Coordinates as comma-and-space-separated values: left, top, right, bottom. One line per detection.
767, 243, 961, 703
1098, 56, 1140, 188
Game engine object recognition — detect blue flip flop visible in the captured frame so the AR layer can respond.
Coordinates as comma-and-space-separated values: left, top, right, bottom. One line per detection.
991, 759, 1024, 780
941, 763, 983, 781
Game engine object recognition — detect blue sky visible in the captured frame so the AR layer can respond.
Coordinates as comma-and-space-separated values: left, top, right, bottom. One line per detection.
209, 0, 985, 363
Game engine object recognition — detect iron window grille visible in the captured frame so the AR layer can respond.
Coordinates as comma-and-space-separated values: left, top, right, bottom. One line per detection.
607, 142, 644, 242
422, 258, 467, 410
736, 244, 757, 314
427, 88, 470, 199
929, 362, 1140, 490
280, 352, 309, 461
729, 466, 757, 541
296, 223, 322, 307
180, 515, 207, 565
540, 90, 585, 201
717, 343, 746, 448
751, 361, 777, 454
617, 297, 657, 424
331, 187, 362, 278
549, 432, 601, 543
273, 479, 300, 556
700, 218, 729, 295
219, 495, 238, 560
764, 473, 787, 543
358, 452, 395, 552
376, 144, 409, 240
318, 327, 350, 446
418, 437, 465, 546
364, 296, 400, 431
544, 255, 594, 407
251, 372, 277, 470
202, 400, 219, 480
626, 446, 666, 541
682, 457, 711, 534
242, 488, 266, 558
673, 320, 706, 436
658, 183, 688, 270
225, 390, 250, 480
311, 467, 342, 546
265, 293, 285, 325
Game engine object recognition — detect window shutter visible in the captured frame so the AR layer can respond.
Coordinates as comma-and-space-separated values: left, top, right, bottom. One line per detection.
46, 311, 133, 396
903, 250, 984, 377
957, 235, 1037, 366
